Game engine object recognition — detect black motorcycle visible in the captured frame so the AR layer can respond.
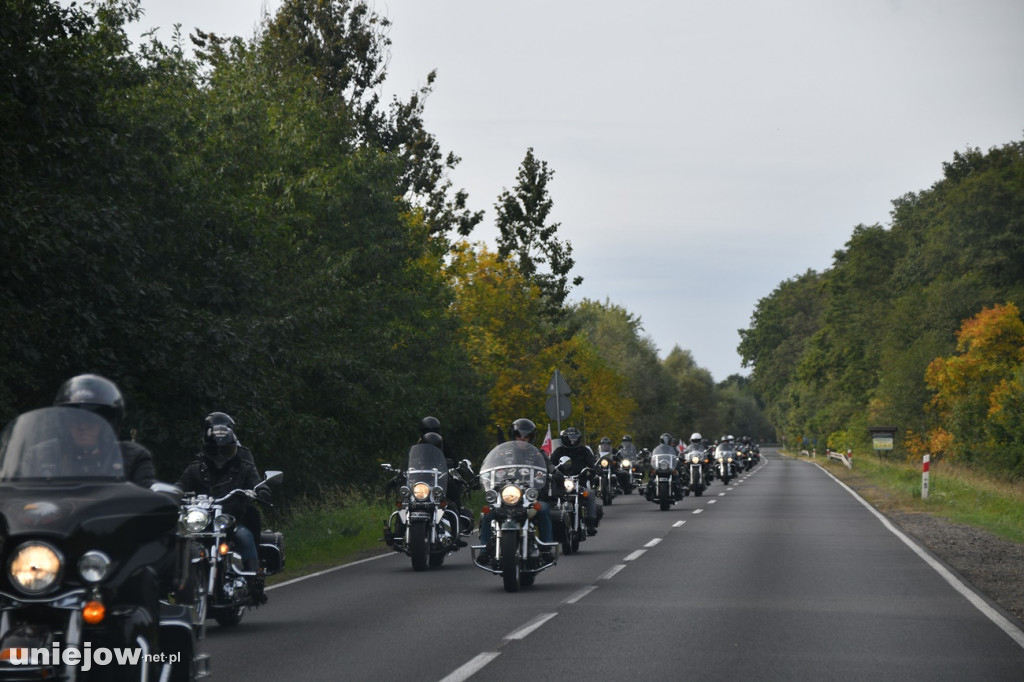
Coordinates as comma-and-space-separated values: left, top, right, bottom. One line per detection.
714, 443, 738, 484
471, 442, 557, 592
683, 448, 708, 496
617, 443, 645, 493
381, 443, 473, 570
179, 472, 284, 630
0, 406, 206, 681
645, 444, 683, 510
594, 449, 619, 506
553, 460, 592, 555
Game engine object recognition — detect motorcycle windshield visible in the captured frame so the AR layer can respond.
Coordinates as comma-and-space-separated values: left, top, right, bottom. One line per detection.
650, 444, 678, 470
405, 443, 448, 489
715, 444, 735, 459
619, 443, 638, 458
0, 407, 126, 482
479, 441, 548, 491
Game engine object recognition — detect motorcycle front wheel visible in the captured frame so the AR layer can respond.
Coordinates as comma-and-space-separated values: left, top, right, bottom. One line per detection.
410, 523, 429, 571
659, 480, 670, 511
501, 533, 521, 592
214, 605, 243, 627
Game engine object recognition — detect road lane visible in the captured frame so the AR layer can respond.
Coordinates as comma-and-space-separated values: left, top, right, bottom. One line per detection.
203, 451, 1024, 680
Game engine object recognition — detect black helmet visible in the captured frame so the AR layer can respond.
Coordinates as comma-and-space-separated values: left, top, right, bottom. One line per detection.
659, 433, 672, 445
564, 427, 582, 447
621, 435, 632, 442
203, 411, 238, 465
510, 418, 536, 442
54, 374, 125, 432
600, 436, 612, 446
421, 431, 443, 449
419, 416, 441, 435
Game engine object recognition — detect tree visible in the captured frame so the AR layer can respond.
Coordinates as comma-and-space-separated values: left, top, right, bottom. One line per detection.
495, 148, 582, 318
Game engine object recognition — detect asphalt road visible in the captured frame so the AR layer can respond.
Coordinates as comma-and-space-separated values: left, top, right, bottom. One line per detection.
199, 450, 1024, 681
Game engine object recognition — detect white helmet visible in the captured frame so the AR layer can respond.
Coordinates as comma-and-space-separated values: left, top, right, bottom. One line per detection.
690, 432, 702, 443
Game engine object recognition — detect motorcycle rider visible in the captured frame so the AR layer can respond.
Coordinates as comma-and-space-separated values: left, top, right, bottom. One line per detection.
177, 417, 271, 604
53, 373, 156, 487
478, 418, 554, 563
551, 426, 599, 535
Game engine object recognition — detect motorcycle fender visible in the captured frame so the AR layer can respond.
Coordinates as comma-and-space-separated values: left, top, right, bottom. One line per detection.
434, 507, 446, 525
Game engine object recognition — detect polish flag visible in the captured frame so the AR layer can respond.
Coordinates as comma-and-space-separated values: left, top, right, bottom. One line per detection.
541, 424, 553, 456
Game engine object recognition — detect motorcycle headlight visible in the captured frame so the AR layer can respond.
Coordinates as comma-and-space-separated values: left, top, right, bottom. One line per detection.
185, 509, 210, 534
432, 486, 445, 499
485, 489, 499, 505
413, 482, 431, 501
77, 550, 111, 584
399, 486, 411, 498
563, 479, 576, 492
501, 485, 522, 506
600, 458, 610, 467
658, 460, 669, 471
691, 455, 700, 464
9, 542, 63, 595
524, 488, 539, 503
214, 514, 234, 531
728, 457, 734, 463
621, 459, 631, 468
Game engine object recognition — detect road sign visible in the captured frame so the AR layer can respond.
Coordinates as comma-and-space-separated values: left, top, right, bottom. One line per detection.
546, 394, 572, 420
546, 370, 571, 396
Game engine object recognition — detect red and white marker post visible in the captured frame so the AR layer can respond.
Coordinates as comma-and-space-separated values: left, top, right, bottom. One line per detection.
922, 454, 930, 500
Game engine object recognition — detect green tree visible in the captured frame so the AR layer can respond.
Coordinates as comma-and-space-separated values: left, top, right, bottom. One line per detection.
495, 148, 582, 318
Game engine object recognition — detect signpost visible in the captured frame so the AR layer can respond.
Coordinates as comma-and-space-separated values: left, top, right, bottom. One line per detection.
545, 370, 572, 435
922, 454, 930, 500
868, 426, 897, 461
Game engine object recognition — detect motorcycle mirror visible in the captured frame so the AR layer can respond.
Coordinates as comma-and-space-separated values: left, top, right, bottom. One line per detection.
460, 459, 474, 474
150, 481, 183, 497
263, 470, 284, 486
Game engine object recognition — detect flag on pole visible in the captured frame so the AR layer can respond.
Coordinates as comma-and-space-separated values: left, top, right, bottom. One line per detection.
541, 423, 553, 456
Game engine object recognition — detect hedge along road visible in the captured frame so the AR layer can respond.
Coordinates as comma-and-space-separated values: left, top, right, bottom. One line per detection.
200, 449, 1024, 681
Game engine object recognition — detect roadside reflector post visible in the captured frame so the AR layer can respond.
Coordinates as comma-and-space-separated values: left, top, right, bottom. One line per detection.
922, 454, 930, 500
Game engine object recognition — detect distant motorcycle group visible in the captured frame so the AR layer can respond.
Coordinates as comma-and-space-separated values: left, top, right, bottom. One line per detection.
380, 419, 762, 593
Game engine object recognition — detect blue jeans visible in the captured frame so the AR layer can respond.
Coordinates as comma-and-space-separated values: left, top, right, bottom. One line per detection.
233, 525, 258, 562
479, 501, 552, 544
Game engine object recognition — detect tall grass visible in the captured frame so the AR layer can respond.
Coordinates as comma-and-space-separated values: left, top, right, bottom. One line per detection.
815, 452, 1024, 544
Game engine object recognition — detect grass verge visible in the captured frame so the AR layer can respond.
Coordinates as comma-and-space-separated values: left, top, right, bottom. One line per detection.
266, 488, 486, 584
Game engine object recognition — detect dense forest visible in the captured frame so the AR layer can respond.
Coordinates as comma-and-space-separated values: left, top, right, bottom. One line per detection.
739, 139, 1024, 477
1, 0, 771, 498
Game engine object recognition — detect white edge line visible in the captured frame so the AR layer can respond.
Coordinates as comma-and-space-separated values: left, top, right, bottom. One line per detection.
564, 585, 598, 605
815, 463, 1024, 650
438, 652, 501, 682
505, 612, 558, 640
265, 552, 394, 591
599, 564, 627, 580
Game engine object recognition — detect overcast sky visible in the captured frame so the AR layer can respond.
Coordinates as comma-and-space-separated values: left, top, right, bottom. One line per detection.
130, 0, 1024, 381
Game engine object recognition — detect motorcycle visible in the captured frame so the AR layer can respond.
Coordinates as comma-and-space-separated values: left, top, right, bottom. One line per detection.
683, 448, 708, 496
714, 443, 736, 485
381, 443, 474, 571
180, 471, 284, 631
617, 443, 645, 494
594, 449, 619, 506
553, 461, 593, 555
0, 406, 207, 681
645, 444, 683, 511
471, 441, 558, 592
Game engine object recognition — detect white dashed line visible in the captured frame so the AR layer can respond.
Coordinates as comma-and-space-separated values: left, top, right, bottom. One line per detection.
439, 652, 501, 682
624, 550, 646, 561
505, 612, 558, 640
599, 564, 627, 580
564, 585, 597, 604
644, 538, 662, 547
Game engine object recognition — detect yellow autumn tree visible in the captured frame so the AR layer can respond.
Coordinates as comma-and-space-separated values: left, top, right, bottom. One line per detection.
924, 302, 1024, 469
447, 242, 636, 446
